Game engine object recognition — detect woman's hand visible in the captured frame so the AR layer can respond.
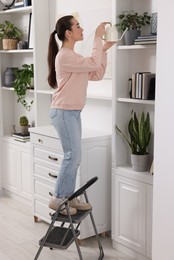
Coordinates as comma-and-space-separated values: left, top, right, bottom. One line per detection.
102, 41, 116, 51
95, 22, 111, 38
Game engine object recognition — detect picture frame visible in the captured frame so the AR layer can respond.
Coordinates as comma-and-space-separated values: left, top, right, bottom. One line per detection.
14, 0, 24, 8
28, 13, 33, 49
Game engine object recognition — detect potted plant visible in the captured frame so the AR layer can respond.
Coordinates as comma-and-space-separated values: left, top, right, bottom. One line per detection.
0, 20, 22, 50
13, 64, 34, 111
116, 11, 151, 45
115, 111, 151, 172
19, 116, 29, 136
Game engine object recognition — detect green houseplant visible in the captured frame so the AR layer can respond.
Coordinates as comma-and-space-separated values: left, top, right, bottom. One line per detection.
116, 111, 151, 171
19, 116, 29, 136
116, 11, 151, 45
0, 20, 22, 49
13, 64, 34, 111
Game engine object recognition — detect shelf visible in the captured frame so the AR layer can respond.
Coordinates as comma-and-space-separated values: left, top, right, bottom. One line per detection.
0, 49, 33, 54
0, 6, 32, 14
117, 45, 156, 50
36, 89, 54, 95
117, 97, 155, 105
87, 94, 112, 101
1, 86, 34, 93
3, 135, 31, 146
36, 90, 112, 101
116, 165, 153, 185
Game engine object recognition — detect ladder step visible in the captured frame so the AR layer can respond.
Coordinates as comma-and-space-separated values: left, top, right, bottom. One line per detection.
39, 226, 80, 249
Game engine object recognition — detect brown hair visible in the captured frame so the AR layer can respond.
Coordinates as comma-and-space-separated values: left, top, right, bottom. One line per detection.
47, 15, 74, 88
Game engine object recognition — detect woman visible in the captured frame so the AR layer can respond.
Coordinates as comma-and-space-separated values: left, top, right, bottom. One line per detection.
47, 15, 115, 215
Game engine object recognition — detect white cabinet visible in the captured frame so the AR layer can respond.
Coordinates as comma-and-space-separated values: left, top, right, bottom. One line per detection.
0, 0, 51, 136
112, 169, 153, 259
2, 137, 31, 200
30, 126, 111, 239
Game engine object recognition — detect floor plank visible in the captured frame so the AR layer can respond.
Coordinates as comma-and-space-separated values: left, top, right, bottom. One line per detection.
0, 195, 133, 260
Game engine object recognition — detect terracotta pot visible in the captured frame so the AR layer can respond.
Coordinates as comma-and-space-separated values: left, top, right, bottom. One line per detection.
2, 39, 18, 50
21, 126, 29, 136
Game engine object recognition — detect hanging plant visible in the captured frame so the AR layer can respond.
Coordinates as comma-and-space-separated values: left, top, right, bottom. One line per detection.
13, 64, 34, 111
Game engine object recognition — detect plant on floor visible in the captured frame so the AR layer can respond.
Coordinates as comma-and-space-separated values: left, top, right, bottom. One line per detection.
13, 64, 34, 111
116, 11, 151, 32
115, 110, 151, 155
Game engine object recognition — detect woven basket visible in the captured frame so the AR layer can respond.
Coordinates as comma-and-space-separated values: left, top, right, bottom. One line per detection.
2, 39, 18, 50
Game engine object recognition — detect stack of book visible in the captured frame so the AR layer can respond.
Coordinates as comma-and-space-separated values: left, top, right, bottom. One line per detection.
131, 72, 156, 100
134, 35, 157, 45
12, 133, 30, 143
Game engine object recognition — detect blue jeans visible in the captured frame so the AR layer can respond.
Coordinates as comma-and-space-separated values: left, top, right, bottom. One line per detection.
49, 109, 82, 198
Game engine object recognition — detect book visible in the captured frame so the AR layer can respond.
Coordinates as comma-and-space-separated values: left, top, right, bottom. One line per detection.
12, 133, 30, 140
137, 35, 157, 39
131, 73, 136, 98
142, 73, 155, 99
134, 40, 157, 45
14, 138, 30, 143
135, 38, 157, 42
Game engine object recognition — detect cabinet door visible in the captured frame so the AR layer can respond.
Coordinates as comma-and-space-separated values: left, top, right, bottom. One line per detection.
2, 141, 31, 200
146, 184, 153, 258
19, 146, 32, 200
115, 175, 146, 254
2, 142, 18, 193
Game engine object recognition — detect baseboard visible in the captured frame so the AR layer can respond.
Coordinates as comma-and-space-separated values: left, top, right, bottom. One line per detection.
2, 189, 32, 207
112, 240, 151, 260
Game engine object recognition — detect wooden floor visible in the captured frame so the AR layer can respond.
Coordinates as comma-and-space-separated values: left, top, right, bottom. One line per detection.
0, 195, 133, 260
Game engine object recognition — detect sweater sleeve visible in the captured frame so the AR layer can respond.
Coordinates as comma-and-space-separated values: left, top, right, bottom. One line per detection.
58, 37, 103, 73
88, 51, 107, 81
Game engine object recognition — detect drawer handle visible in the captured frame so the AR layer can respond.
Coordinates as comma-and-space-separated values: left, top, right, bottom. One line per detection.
48, 155, 58, 161
38, 139, 43, 144
48, 173, 57, 178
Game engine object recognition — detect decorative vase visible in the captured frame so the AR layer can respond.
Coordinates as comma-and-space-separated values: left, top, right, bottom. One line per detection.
131, 153, 150, 172
151, 13, 157, 35
124, 29, 141, 45
24, 0, 31, 6
2, 39, 18, 50
4, 67, 18, 87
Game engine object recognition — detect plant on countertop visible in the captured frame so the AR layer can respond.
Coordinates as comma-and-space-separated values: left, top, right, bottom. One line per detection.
116, 11, 151, 32
19, 116, 29, 126
115, 111, 151, 155
13, 64, 34, 111
19, 115, 29, 136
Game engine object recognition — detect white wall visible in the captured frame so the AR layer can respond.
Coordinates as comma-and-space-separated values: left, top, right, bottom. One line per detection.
49, 0, 112, 133
152, 1, 174, 259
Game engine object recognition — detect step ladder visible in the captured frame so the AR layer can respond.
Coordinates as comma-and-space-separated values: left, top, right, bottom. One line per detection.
34, 176, 104, 260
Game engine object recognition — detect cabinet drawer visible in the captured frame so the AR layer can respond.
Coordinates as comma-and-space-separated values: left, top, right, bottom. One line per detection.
33, 146, 63, 166
34, 163, 58, 183
30, 133, 63, 152
34, 199, 54, 222
33, 179, 54, 201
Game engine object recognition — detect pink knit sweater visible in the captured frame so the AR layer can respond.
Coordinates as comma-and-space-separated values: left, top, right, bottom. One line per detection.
50, 36, 107, 110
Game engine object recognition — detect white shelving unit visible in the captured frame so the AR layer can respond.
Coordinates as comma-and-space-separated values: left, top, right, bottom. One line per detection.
0, 0, 50, 200
111, 0, 157, 259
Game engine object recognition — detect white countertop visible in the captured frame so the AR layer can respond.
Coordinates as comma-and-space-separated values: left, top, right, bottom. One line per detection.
29, 125, 111, 141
